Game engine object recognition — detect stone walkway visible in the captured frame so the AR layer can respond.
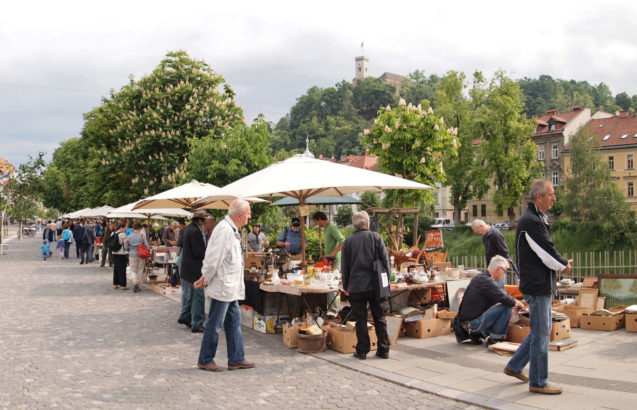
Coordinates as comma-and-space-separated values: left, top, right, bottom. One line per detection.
0, 235, 472, 409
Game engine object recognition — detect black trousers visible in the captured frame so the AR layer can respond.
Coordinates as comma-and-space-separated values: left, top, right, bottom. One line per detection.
112, 254, 128, 287
348, 291, 390, 355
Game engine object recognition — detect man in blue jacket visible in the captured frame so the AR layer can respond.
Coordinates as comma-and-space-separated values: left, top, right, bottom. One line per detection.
504, 180, 572, 395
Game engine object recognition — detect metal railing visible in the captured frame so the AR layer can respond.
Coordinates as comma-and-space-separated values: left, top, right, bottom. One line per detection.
451, 250, 637, 283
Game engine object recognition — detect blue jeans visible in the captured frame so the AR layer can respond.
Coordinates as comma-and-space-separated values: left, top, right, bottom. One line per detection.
179, 279, 205, 329
198, 299, 245, 365
468, 303, 512, 340
506, 294, 552, 388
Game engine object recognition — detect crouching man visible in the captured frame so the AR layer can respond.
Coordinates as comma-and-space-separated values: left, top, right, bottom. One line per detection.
456, 255, 524, 345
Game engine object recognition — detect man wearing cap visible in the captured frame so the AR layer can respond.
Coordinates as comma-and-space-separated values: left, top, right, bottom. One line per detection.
247, 223, 267, 252
178, 210, 211, 333
276, 217, 307, 258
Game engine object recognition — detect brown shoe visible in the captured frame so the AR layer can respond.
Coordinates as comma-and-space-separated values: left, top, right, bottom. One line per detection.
113, 285, 119, 289
503, 366, 529, 382
529, 383, 562, 394
121, 287, 129, 290
197, 362, 223, 372
227, 360, 255, 370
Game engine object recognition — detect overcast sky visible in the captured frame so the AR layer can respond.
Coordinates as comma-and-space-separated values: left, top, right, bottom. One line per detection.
2, 0, 636, 167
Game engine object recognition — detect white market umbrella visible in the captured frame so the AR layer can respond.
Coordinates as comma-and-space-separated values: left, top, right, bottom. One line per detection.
107, 201, 192, 219
132, 179, 268, 210
194, 154, 433, 264
64, 208, 92, 219
81, 205, 114, 218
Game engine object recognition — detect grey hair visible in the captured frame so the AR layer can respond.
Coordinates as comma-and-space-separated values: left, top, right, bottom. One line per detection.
171, 221, 179, 228
228, 199, 249, 216
529, 179, 550, 203
471, 219, 488, 229
352, 211, 370, 231
488, 255, 510, 271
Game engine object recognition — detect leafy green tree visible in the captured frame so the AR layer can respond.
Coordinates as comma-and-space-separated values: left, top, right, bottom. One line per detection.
352, 77, 398, 120
400, 70, 439, 107
186, 115, 272, 187
476, 71, 542, 225
41, 138, 90, 212
3, 153, 45, 239
364, 98, 458, 207
615, 92, 631, 111
435, 70, 487, 225
334, 205, 353, 228
359, 191, 379, 211
564, 130, 637, 247
86, 50, 243, 206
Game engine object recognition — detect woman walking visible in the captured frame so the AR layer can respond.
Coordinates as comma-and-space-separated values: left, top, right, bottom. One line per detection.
125, 222, 148, 292
111, 222, 128, 290
62, 224, 73, 259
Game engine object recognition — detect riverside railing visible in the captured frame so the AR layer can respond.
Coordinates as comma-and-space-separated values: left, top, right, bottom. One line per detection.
450, 250, 637, 283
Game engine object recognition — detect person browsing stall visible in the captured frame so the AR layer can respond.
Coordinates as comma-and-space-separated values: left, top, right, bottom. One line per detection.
341, 211, 390, 360
247, 223, 266, 252
504, 180, 572, 395
312, 211, 345, 270
178, 210, 212, 333
456, 255, 524, 346
276, 217, 307, 257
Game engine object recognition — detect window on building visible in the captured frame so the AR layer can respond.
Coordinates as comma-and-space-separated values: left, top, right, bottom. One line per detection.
628, 182, 634, 198
481, 204, 486, 217
552, 171, 559, 186
549, 124, 556, 131
472, 205, 477, 217
538, 145, 545, 160
552, 143, 559, 159
608, 156, 615, 170
628, 154, 634, 170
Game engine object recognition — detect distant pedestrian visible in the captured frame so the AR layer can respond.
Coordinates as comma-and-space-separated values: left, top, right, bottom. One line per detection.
56, 235, 65, 260
124, 222, 148, 293
111, 222, 128, 290
62, 224, 73, 259
41, 240, 50, 261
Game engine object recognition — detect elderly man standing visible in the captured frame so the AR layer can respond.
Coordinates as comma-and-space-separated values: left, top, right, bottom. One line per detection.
471, 219, 510, 266
504, 180, 572, 395
194, 199, 255, 372
341, 210, 390, 360
162, 221, 179, 247
178, 210, 212, 333
457, 255, 524, 345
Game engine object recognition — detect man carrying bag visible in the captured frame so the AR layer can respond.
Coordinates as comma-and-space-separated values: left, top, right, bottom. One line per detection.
341, 211, 390, 360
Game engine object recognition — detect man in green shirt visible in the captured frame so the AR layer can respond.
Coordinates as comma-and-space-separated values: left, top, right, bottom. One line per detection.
312, 211, 345, 270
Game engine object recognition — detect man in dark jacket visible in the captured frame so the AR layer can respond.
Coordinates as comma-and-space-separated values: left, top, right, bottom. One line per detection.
504, 180, 571, 395
178, 210, 211, 333
457, 256, 524, 345
471, 219, 511, 287
73, 221, 85, 261
341, 211, 390, 360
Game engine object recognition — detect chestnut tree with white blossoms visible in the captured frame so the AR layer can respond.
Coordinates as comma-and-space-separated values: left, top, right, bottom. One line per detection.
363, 99, 458, 207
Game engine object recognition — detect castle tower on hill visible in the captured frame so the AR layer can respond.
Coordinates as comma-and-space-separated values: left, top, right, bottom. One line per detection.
354, 55, 369, 81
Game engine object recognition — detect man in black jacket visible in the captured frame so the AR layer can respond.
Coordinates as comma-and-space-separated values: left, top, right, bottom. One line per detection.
178, 210, 211, 333
457, 256, 524, 345
341, 211, 390, 360
504, 180, 571, 395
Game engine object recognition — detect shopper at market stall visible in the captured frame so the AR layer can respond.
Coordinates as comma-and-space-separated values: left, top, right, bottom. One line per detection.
456, 255, 524, 345
100, 221, 116, 268
194, 199, 255, 372
111, 222, 128, 290
504, 180, 572, 395
246, 223, 266, 252
62, 223, 73, 259
72, 220, 84, 259
276, 217, 306, 258
341, 210, 390, 360
312, 211, 345, 270
124, 222, 149, 293
162, 221, 179, 246
178, 210, 212, 333
471, 219, 511, 287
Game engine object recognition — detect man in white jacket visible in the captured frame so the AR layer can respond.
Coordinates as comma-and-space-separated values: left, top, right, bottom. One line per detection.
194, 199, 255, 372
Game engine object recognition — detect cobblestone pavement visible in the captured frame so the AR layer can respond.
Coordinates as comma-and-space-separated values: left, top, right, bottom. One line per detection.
0, 236, 475, 409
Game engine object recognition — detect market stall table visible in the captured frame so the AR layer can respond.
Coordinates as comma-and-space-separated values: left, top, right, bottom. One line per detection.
388, 281, 446, 313
258, 282, 341, 322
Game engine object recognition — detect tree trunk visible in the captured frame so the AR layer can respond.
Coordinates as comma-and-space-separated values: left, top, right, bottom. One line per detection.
453, 205, 462, 226
507, 207, 516, 229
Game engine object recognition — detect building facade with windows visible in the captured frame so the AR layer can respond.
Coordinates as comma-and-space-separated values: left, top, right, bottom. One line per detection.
532, 106, 591, 189
563, 111, 637, 213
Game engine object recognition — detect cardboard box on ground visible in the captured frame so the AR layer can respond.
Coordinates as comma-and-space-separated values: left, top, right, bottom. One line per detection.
580, 306, 626, 331
326, 324, 378, 353
506, 315, 571, 343
626, 312, 637, 332
552, 304, 594, 328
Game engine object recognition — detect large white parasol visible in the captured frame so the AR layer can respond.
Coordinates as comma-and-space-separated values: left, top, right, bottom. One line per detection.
107, 201, 192, 220
193, 154, 433, 264
132, 179, 268, 210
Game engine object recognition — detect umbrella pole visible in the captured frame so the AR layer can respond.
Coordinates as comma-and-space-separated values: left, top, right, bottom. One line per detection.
300, 198, 306, 269
318, 226, 323, 260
